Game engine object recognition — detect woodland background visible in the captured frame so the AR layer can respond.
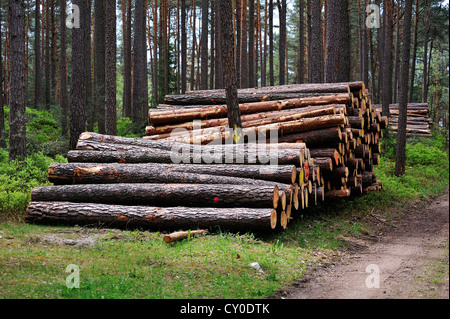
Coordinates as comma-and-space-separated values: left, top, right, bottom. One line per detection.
0, 0, 448, 157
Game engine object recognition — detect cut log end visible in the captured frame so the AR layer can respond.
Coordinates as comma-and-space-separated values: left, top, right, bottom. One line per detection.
280, 211, 287, 229
270, 209, 277, 230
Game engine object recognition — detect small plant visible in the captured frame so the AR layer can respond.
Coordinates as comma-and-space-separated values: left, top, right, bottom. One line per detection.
271, 239, 284, 253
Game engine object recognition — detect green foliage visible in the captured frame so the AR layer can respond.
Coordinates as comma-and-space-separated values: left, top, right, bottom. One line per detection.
406, 141, 448, 166
116, 117, 146, 138
373, 133, 448, 204
0, 149, 67, 216
3, 106, 69, 157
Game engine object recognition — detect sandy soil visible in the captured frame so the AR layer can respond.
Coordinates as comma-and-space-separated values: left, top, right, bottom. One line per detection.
279, 189, 449, 299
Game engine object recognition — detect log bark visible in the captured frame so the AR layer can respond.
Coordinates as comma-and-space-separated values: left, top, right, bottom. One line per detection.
31, 183, 291, 209
150, 94, 352, 124
75, 141, 305, 166
25, 202, 278, 231
147, 105, 338, 141
48, 162, 297, 185
75, 133, 306, 165
309, 148, 340, 165
324, 188, 351, 199
311, 157, 333, 171
276, 126, 342, 145
168, 114, 347, 145
347, 116, 364, 129
182, 81, 364, 96
163, 230, 207, 243
146, 104, 338, 137
67, 150, 180, 164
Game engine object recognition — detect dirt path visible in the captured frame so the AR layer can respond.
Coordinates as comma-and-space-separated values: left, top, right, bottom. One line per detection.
282, 189, 449, 299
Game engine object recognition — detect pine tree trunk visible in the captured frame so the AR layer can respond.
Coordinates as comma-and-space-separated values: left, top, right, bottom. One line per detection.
44, 0, 50, 108
83, 0, 92, 131
9, 0, 26, 160
240, 0, 248, 88
324, 0, 350, 83
190, 0, 196, 91
278, 0, 287, 85
181, 0, 187, 93
34, 0, 41, 108
70, 0, 86, 150
393, 0, 402, 104
268, 0, 274, 86
93, 0, 106, 133
298, 0, 305, 84
408, 0, 419, 103
248, 0, 255, 88
59, 0, 68, 137
132, 0, 149, 123
123, 0, 132, 117
200, 0, 209, 90
421, 0, 431, 103
381, 0, 393, 116
104, 0, 117, 135
214, 0, 223, 89
395, 0, 412, 176
0, 5, 5, 148
310, 0, 323, 83
220, 0, 243, 143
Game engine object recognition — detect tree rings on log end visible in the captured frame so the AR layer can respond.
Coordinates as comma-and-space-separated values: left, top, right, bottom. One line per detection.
280, 211, 287, 229
270, 210, 277, 230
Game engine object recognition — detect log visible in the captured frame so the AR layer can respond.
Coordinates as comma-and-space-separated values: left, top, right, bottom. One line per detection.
276, 126, 342, 145
48, 162, 297, 185
78, 132, 308, 155
182, 81, 364, 96
389, 109, 429, 116
324, 188, 351, 199
389, 127, 432, 134
389, 116, 432, 123
311, 157, 333, 171
75, 140, 305, 166
388, 103, 428, 109
168, 114, 347, 145
145, 104, 339, 136
25, 202, 278, 231
163, 230, 207, 243
309, 148, 340, 165
347, 116, 365, 129
31, 183, 291, 209
152, 106, 339, 142
68, 150, 181, 164
164, 92, 352, 106
150, 94, 352, 124
316, 187, 325, 202
389, 124, 430, 131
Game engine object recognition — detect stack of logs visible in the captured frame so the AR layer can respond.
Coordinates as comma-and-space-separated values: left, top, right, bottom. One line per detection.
373, 103, 432, 138
25, 81, 385, 233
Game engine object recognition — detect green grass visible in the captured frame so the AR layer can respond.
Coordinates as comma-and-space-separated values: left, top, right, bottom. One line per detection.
0, 224, 315, 299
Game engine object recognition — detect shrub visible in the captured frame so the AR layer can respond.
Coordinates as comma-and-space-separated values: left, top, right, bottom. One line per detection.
3, 106, 69, 157
0, 149, 67, 216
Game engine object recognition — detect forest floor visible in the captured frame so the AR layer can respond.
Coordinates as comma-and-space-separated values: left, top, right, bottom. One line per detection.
276, 188, 449, 299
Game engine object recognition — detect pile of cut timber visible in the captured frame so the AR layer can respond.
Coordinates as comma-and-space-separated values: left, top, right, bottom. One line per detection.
26, 81, 385, 233
373, 103, 432, 137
